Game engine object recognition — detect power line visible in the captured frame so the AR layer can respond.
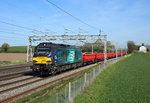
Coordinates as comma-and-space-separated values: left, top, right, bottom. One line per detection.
46, 0, 98, 30
0, 36, 26, 42
0, 20, 56, 35
0, 20, 48, 34
0, 27, 29, 33
0, 1, 57, 34
0, 20, 35, 31
0, 34, 27, 41
0, 30, 29, 37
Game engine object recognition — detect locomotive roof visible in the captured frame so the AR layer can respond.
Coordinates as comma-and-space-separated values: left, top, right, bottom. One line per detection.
36, 42, 81, 49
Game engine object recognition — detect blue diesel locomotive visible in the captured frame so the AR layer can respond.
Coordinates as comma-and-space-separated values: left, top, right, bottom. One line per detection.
31, 42, 82, 75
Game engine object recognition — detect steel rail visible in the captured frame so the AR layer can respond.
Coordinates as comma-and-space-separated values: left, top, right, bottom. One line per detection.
0, 63, 31, 70
0, 71, 32, 81
0, 76, 38, 88
0, 77, 43, 94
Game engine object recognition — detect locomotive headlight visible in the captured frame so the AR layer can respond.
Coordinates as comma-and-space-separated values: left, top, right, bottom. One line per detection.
46, 61, 51, 63
33, 60, 37, 63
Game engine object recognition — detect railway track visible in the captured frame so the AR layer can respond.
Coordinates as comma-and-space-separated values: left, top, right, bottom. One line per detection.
0, 76, 38, 87
0, 71, 32, 81
0, 76, 42, 95
0, 62, 103, 103
0, 63, 31, 70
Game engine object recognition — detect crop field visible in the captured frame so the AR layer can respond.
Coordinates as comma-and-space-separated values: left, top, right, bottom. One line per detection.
74, 53, 150, 103
0, 46, 35, 53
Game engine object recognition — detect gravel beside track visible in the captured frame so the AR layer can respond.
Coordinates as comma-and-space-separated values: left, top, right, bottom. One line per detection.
0, 62, 100, 102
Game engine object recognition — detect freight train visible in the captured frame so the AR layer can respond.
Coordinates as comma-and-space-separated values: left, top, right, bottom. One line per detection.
31, 42, 126, 75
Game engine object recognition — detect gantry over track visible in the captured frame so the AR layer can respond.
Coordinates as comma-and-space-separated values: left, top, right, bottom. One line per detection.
27, 34, 107, 62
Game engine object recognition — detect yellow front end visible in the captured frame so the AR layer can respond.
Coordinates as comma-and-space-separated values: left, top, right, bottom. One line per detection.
32, 57, 52, 65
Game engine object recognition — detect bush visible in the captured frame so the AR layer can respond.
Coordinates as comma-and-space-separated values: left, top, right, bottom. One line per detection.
1, 43, 10, 52
127, 41, 135, 53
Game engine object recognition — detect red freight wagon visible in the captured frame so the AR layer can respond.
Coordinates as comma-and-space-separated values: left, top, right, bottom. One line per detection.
107, 53, 115, 58
82, 53, 96, 63
112, 53, 116, 57
95, 53, 104, 60
110, 53, 116, 58
122, 53, 126, 55
117, 53, 121, 56
107, 53, 111, 58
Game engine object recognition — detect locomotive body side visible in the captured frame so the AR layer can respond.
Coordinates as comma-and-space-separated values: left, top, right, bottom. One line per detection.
54, 48, 82, 66
31, 42, 82, 75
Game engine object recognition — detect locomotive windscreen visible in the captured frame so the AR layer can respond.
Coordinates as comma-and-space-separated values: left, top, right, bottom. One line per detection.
35, 47, 51, 56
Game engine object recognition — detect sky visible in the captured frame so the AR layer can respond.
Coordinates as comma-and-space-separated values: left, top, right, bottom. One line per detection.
0, 0, 150, 47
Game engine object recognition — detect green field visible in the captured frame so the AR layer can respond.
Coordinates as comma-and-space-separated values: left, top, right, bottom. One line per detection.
0, 61, 27, 65
0, 46, 35, 53
74, 53, 150, 103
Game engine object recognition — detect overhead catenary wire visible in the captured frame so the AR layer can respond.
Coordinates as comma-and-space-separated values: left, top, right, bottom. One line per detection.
0, 20, 56, 35
0, 35, 27, 46
0, 20, 45, 34
46, 0, 99, 30
0, 36, 26, 42
0, 27, 29, 33
0, 30, 29, 37
0, 33, 28, 40
0, 1, 57, 34
0, 0, 101, 35
0, 20, 34, 31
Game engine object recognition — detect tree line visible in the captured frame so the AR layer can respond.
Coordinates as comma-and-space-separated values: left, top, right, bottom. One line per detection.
80, 39, 115, 53
127, 41, 150, 53
1, 41, 149, 53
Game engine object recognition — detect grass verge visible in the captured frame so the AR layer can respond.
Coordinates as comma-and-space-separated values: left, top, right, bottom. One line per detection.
0, 61, 27, 65
74, 53, 150, 103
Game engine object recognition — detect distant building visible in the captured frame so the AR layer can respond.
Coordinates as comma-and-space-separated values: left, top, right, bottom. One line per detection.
139, 43, 147, 53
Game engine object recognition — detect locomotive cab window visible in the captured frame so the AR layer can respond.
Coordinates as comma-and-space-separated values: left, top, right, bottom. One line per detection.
35, 47, 51, 56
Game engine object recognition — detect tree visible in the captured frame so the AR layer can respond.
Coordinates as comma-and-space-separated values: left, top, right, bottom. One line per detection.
80, 39, 115, 53
1, 43, 10, 52
127, 41, 135, 53
145, 45, 150, 52
107, 41, 115, 53
134, 45, 140, 50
